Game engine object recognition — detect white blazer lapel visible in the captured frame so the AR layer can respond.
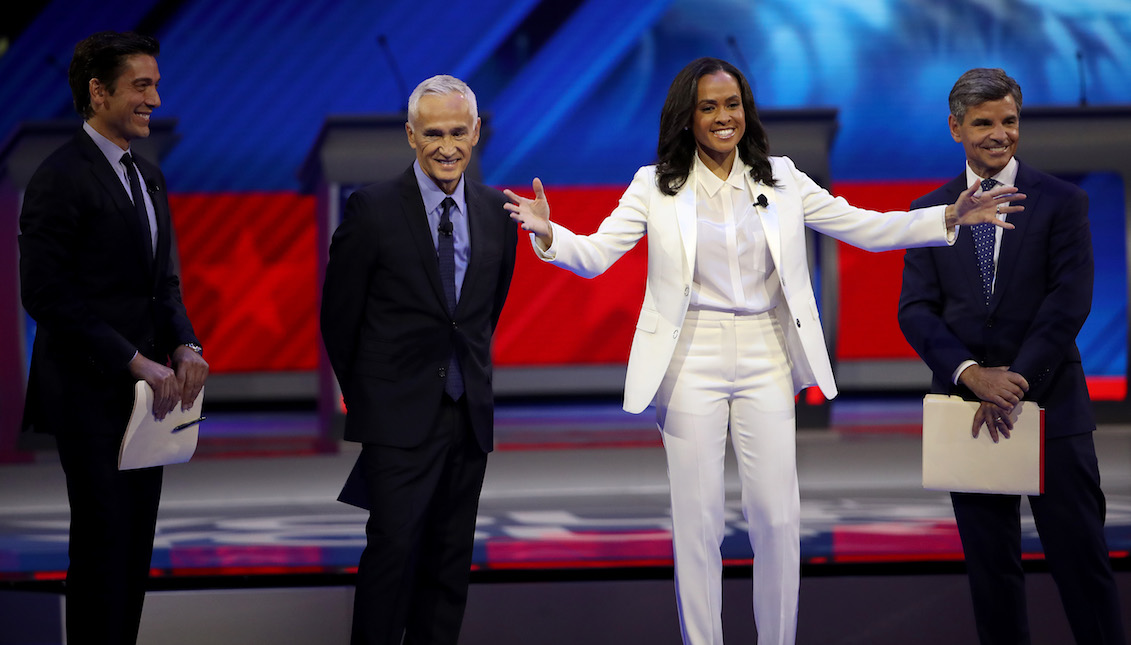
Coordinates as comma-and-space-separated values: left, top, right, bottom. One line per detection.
749, 175, 782, 273
675, 165, 699, 277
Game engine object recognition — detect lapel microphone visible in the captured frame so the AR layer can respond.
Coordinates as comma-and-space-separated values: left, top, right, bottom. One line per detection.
131, 161, 158, 195
135, 165, 159, 195
754, 194, 768, 208
439, 220, 453, 237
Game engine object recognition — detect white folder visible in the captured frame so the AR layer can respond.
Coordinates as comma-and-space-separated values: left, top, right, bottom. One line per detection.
118, 381, 204, 470
921, 394, 1043, 495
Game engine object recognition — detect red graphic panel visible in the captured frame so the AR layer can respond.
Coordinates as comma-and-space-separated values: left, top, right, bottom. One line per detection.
171, 193, 318, 372
163, 184, 1125, 401
832, 520, 964, 563
165, 183, 937, 372
830, 180, 946, 360
493, 185, 646, 365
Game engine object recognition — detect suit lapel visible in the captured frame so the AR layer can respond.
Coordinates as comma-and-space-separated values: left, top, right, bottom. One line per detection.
78, 133, 153, 274
133, 158, 170, 286
675, 165, 698, 277
398, 170, 448, 311
989, 161, 1041, 313
461, 181, 494, 316
749, 175, 781, 271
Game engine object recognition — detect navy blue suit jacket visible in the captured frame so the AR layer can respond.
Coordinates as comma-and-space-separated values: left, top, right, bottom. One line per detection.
320, 167, 517, 453
898, 160, 1095, 438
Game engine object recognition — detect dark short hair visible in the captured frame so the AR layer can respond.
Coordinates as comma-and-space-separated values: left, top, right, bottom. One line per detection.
68, 31, 160, 120
655, 57, 774, 196
949, 68, 1022, 124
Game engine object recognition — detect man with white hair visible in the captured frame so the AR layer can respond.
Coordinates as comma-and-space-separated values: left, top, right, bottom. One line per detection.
321, 75, 517, 645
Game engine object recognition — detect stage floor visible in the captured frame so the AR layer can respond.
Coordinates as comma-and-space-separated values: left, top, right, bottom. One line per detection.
2, 398, 1130, 586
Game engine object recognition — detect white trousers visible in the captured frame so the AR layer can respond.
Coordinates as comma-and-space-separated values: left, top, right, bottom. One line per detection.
656, 309, 800, 645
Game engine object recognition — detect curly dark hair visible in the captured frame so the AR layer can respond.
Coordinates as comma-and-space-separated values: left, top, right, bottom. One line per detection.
655, 57, 775, 196
68, 31, 160, 120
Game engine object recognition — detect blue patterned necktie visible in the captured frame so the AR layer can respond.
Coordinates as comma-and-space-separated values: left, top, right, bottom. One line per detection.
972, 178, 998, 305
438, 197, 464, 399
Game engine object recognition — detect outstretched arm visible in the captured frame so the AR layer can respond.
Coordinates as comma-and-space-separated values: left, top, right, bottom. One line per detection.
504, 168, 651, 279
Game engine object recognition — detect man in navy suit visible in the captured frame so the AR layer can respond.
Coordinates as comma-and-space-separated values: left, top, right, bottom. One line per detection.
899, 68, 1124, 644
19, 32, 208, 645
320, 75, 516, 645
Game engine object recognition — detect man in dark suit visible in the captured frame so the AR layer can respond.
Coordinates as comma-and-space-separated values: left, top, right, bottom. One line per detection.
320, 74, 517, 645
18, 31, 208, 645
899, 68, 1124, 644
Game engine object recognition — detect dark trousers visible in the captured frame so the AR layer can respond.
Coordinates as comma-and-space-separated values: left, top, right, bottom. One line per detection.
952, 431, 1125, 645
351, 395, 488, 645
56, 432, 163, 645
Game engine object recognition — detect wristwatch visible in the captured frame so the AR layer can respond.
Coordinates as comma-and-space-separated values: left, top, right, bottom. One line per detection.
183, 342, 204, 356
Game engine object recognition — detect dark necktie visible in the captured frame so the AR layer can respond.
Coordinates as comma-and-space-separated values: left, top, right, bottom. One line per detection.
438, 197, 464, 399
972, 178, 998, 305
121, 152, 154, 260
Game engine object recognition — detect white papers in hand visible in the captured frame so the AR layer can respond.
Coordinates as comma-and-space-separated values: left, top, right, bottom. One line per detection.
118, 381, 203, 470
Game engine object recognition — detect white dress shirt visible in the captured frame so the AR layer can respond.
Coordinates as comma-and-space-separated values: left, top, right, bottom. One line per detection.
690, 155, 781, 314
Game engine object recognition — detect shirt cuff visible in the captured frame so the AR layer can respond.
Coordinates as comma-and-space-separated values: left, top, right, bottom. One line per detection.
953, 360, 978, 385
941, 207, 957, 244
531, 228, 556, 260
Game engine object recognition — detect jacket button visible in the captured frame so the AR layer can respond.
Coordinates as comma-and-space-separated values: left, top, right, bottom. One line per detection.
684, 286, 690, 296
672, 329, 679, 339
795, 318, 801, 328
438, 367, 446, 378
986, 318, 995, 328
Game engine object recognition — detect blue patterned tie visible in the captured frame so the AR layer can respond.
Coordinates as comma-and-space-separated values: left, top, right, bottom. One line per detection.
438, 197, 464, 399
972, 178, 998, 305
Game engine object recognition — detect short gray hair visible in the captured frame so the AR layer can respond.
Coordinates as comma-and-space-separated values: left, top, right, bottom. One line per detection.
949, 68, 1023, 123
407, 75, 478, 126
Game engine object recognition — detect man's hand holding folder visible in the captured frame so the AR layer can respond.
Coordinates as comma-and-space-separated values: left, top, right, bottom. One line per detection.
957, 364, 1030, 442
922, 394, 1044, 495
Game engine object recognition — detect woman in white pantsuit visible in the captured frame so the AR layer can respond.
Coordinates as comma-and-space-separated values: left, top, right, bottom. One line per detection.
504, 58, 1023, 645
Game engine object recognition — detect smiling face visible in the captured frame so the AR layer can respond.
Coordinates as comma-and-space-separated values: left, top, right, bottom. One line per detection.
690, 70, 745, 174
88, 54, 160, 150
949, 94, 1019, 179
406, 92, 481, 195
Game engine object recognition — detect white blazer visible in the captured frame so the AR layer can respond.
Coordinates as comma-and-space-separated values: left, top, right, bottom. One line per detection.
537, 156, 952, 414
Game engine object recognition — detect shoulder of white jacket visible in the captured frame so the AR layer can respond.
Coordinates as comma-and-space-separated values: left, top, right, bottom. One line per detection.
635, 164, 658, 179
768, 155, 795, 171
